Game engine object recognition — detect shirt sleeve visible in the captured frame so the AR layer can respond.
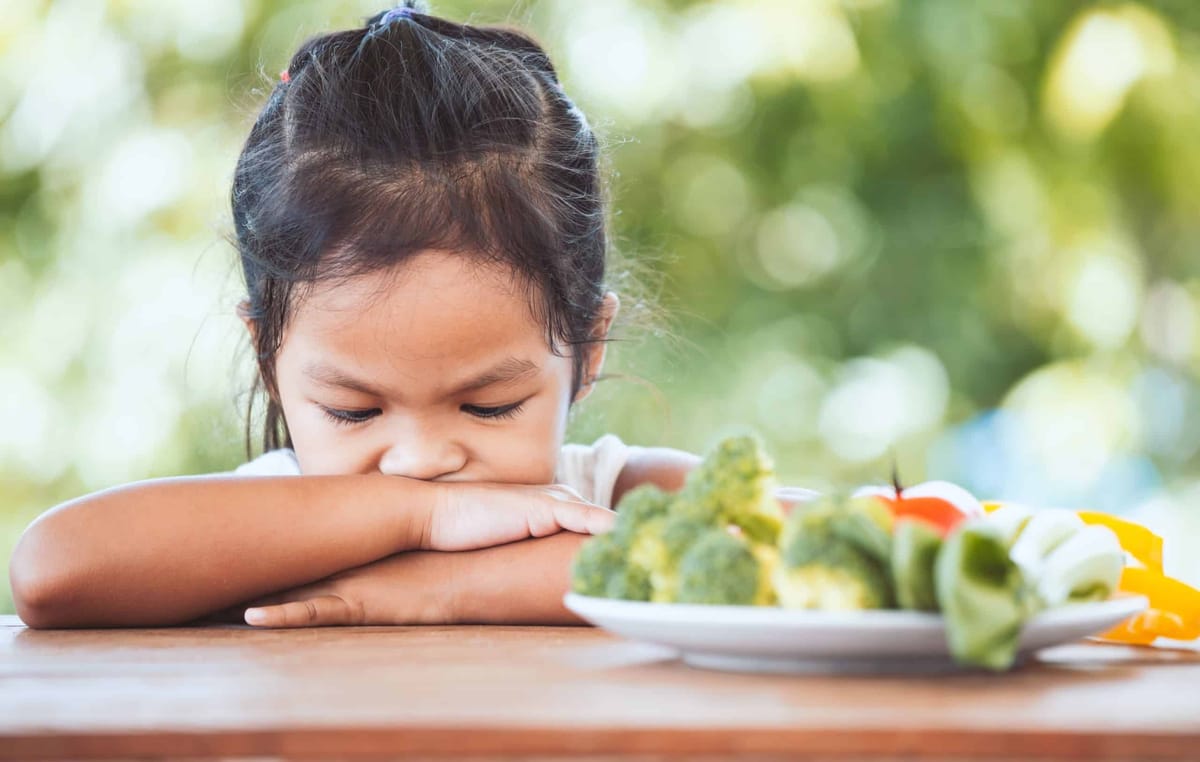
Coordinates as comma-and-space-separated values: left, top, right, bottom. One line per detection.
554, 434, 642, 509
230, 448, 302, 477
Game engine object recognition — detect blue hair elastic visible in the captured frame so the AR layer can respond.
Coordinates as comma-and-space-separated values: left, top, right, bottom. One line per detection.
378, 6, 415, 26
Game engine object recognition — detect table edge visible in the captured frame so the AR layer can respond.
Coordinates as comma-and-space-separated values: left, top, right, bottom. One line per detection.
3, 725, 1199, 760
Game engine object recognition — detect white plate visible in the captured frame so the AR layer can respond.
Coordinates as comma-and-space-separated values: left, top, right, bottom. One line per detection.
564, 593, 1148, 673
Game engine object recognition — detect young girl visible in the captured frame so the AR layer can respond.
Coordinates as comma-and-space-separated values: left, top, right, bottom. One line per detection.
8, 2, 701, 630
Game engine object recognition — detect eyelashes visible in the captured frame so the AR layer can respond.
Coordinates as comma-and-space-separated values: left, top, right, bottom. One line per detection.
320, 401, 526, 427
461, 402, 526, 420
320, 407, 380, 426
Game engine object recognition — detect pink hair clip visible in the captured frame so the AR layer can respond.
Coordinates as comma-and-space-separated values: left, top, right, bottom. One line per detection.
280, 69, 291, 84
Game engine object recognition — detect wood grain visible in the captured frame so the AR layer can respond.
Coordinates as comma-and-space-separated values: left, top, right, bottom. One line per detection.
2, 615, 1198, 760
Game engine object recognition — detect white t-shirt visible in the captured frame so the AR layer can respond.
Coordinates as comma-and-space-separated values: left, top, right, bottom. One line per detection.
230, 433, 640, 510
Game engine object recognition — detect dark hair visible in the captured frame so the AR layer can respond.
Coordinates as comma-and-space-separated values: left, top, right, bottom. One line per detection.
232, 1, 612, 457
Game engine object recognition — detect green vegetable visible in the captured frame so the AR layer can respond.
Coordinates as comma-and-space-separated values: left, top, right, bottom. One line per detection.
936, 520, 1026, 671
985, 503, 1034, 548
570, 531, 628, 598
775, 543, 891, 610
780, 494, 893, 564
1034, 524, 1124, 607
891, 518, 942, 612
775, 496, 893, 610
988, 507, 1124, 610
676, 435, 784, 544
637, 514, 715, 602
1008, 509, 1085, 579
676, 529, 772, 605
836, 495, 894, 566
612, 483, 674, 541
572, 525, 656, 602
604, 560, 652, 602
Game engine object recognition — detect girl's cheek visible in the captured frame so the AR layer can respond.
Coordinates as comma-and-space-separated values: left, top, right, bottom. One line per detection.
480, 405, 561, 484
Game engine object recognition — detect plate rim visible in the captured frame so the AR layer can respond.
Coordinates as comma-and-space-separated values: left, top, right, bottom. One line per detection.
563, 591, 1149, 633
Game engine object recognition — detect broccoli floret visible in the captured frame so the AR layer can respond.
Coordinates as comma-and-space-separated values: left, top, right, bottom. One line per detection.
612, 483, 674, 541
570, 532, 628, 598
632, 514, 711, 602
604, 560, 652, 601
677, 435, 784, 544
676, 529, 773, 605
774, 496, 894, 610
780, 495, 894, 569
629, 518, 668, 575
571, 435, 803, 605
748, 542, 781, 606
571, 528, 654, 602
891, 518, 942, 612
775, 534, 892, 609
614, 484, 676, 593
839, 495, 895, 565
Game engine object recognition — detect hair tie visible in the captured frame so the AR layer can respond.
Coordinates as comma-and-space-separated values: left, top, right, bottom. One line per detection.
378, 6, 415, 27
279, 69, 291, 84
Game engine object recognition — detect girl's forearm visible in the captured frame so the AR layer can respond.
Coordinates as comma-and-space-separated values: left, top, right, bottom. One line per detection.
448, 532, 589, 625
8, 473, 434, 629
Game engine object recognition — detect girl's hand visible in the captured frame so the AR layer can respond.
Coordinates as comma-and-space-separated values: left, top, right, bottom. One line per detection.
419, 481, 615, 551
230, 482, 614, 629
237, 551, 456, 628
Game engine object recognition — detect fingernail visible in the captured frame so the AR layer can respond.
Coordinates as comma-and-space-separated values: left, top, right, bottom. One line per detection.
245, 608, 266, 625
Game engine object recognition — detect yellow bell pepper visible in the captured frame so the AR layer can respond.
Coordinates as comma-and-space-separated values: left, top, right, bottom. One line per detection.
1077, 511, 1163, 573
1098, 566, 1200, 643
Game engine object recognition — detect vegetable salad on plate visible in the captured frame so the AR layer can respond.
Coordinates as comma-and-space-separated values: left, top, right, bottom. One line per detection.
571, 435, 1198, 671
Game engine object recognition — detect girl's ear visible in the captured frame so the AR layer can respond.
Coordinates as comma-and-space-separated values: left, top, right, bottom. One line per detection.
237, 299, 258, 345
573, 291, 620, 404
238, 300, 282, 404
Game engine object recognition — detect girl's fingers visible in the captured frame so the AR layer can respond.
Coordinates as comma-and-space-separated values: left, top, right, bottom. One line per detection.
547, 500, 616, 536
429, 483, 616, 550
532, 485, 614, 535
244, 594, 359, 628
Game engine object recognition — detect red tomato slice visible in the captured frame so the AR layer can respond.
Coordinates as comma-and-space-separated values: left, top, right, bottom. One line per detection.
855, 481, 983, 537
886, 497, 968, 536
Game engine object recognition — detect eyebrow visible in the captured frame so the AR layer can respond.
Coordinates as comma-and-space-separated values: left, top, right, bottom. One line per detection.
303, 356, 540, 398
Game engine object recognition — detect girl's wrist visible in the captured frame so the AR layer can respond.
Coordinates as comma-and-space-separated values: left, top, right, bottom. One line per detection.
381, 474, 440, 552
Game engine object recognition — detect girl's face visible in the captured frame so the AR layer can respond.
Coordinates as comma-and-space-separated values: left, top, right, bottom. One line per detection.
254, 251, 616, 481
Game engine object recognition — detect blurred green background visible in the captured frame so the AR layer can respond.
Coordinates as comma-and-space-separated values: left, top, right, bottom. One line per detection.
3, 0, 1200, 614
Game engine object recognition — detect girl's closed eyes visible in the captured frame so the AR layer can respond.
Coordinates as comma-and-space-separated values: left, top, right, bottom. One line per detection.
318, 400, 527, 426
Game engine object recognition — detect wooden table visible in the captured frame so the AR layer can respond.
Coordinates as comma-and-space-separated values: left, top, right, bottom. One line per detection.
3, 614, 1199, 761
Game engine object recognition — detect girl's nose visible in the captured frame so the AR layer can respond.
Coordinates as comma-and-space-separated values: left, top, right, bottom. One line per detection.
377, 425, 468, 481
